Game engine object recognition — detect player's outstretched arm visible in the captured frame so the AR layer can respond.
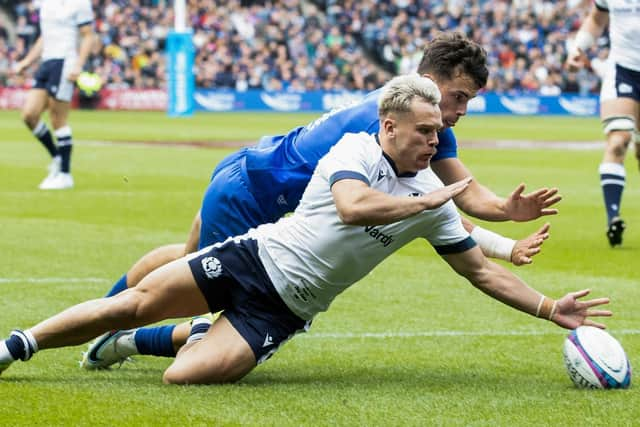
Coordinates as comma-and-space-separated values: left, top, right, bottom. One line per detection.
440, 246, 611, 329
333, 176, 472, 226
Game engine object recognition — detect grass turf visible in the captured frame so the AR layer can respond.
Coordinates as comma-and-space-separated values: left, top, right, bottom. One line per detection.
0, 110, 638, 426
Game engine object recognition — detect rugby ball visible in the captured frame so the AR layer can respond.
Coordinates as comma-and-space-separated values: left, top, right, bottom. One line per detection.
563, 326, 631, 389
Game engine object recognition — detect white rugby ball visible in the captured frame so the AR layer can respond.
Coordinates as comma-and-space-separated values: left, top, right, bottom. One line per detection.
563, 326, 631, 389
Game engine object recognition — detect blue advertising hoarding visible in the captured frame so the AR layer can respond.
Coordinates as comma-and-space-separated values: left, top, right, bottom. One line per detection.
191, 89, 600, 116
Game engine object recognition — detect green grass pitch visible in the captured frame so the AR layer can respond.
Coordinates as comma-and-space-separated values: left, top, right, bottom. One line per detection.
0, 110, 639, 426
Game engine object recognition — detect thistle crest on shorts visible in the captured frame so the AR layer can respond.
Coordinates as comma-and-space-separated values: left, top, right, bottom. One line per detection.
201, 256, 222, 279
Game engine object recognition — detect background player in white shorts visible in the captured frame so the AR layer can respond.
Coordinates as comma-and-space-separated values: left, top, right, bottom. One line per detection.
13, 0, 95, 190
566, 0, 640, 246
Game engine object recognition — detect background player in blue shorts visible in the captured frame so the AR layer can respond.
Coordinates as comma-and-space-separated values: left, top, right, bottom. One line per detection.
85, 33, 560, 366
13, 0, 95, 190
0, 74, 608, 384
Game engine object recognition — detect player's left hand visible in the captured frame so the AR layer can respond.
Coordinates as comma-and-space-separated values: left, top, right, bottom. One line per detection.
551, 289, 611, 330
510, 222, 550, 266
503, 183, 561, 222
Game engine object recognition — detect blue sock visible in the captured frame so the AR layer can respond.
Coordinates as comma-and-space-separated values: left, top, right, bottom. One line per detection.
134, 325, 177, 357
599, 163, 625, 224
105, 274, 128, 297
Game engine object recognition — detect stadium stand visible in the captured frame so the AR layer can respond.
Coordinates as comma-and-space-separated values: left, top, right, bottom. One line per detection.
0, 0, 608, 94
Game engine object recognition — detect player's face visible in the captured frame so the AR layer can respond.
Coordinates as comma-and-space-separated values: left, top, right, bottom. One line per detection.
390, 99, 443, 174
430, 72, 479, 128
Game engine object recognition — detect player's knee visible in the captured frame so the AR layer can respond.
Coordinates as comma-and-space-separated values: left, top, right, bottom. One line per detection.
102, 288, 149, 324
606, 131, 632, 158
21, 110, 40, 128
162, 362, 235, 385
603, 116, 636, 158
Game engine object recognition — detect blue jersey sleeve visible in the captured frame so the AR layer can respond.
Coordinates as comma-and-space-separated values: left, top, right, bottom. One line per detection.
433, 127, 457, 162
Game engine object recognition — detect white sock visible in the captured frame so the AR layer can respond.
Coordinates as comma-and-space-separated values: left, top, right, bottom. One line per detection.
0, 341, 15, 364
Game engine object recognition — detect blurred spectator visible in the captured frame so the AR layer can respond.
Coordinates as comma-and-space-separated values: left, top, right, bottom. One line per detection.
0, 0, 605, 94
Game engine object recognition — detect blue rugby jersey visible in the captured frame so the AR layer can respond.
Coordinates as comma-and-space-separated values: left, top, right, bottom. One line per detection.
239, 89, 458, 221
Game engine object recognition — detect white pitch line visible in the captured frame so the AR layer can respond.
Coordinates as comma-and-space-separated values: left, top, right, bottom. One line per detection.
0, 278, 110, 284
301, 329, 640, 339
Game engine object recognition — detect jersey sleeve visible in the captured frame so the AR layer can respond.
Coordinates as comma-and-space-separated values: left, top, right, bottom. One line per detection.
422, 201, 476, 254
432, 127, 458, 162
75, 0, 95, 26
318, 133, 374, 187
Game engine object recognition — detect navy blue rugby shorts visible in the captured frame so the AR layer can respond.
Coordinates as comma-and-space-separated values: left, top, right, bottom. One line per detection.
188, 236, 310, 363
33, 58, 75, 102
198, 151, 275, 248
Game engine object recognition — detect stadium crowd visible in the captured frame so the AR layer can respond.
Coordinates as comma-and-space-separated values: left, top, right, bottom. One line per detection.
0, 0, 608, 94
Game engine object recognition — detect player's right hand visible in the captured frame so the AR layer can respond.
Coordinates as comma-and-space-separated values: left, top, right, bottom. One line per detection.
421, 176, 472, 210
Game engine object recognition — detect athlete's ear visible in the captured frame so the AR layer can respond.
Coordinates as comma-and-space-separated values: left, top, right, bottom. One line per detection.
382, 117, 396, 137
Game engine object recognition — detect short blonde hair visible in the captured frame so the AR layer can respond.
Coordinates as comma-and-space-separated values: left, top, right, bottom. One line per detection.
378, 74, 441, 118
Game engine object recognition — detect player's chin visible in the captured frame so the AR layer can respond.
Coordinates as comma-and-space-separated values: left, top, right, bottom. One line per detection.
416, 157, 431, 170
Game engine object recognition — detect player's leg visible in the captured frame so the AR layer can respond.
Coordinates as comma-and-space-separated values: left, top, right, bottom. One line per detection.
597, 64, 640, 247
21, 88, 60, 187
1, 257, 210, 374
39, 58, 78, 190
162, 315, 256, 384
599, 98, 637, 246
162, 238, 310, 384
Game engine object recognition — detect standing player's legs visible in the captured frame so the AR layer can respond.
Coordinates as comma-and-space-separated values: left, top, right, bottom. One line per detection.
21, 88, 59, 187
598, 65, 640, 246
0, 257, 211, 375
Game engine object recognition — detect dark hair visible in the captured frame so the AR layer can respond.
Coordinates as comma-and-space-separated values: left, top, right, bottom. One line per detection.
417, 32, 488, 89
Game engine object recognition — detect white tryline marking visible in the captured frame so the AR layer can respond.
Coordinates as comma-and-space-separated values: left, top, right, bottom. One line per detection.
301, 329, 640, 339
0, 278, 110, 284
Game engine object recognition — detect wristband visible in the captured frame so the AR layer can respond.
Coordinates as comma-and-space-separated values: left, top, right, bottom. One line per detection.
570, 30, 595, 55
470, 226, 516, 262
535, 295, 556, 320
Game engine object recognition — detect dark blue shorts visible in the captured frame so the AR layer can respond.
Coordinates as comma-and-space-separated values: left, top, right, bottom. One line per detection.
614, 64, 640, 102
198, 151, 275, 249
188, 236, 310, 363
33, 58, 75, 102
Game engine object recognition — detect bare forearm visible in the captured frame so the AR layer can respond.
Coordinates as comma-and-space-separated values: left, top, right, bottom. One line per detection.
20, 37, 43, 67
454, 181, 508, 221
338, 189, 431, 225
476, 262, 541, 313
75, 31, 95, 70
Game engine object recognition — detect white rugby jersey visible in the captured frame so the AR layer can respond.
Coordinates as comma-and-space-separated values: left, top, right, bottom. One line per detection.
39, 0, 94, 60
254, 132, 474, 320
595, 0, 640, 71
